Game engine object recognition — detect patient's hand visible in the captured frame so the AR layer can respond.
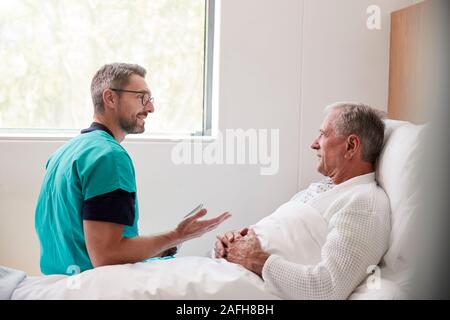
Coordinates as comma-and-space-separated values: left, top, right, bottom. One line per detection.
221, 229, 270, 277
215, 227, 249, 258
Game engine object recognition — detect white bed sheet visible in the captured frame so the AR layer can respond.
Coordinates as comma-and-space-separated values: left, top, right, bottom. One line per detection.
12, 202, 327, 300
12, 257, 279, 300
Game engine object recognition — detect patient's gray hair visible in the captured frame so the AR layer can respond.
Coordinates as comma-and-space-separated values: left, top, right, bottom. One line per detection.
325, 102, 386, 164
91, 63, 147, 113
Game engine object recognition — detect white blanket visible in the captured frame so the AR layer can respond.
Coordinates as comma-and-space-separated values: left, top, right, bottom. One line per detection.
252, 201, 328, 265
0, 266, 27, 300
12, 202, 328, 300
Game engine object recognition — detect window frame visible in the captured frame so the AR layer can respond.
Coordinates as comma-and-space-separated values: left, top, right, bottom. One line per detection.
0, 0, 218, 142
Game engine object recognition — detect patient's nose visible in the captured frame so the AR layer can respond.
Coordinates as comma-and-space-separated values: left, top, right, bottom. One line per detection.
311, 138, 320, 150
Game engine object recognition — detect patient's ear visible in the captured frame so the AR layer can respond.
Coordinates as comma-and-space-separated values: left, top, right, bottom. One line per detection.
345, 134, 361, 158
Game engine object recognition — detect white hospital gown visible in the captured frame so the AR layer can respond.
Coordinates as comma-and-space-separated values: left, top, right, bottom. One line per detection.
261, 173, 390, 300
290, 177, 335, 204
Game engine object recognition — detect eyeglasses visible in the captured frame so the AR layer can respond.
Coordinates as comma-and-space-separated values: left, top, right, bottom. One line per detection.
110, 88, 154, 106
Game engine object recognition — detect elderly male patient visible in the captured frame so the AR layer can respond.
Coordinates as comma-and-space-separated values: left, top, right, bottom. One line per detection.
215, 102, 390, 300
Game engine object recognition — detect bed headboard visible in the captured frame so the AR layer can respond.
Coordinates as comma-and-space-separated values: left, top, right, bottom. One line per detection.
388, 1, 428, 124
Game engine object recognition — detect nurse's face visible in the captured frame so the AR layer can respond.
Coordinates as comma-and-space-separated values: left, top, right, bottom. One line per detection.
115, 74, 155, 134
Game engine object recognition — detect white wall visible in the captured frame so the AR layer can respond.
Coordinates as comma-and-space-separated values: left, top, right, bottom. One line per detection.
0, 0, 414, 275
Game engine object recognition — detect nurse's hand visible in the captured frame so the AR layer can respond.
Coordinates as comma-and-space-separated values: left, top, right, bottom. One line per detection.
174, 209, 231, 243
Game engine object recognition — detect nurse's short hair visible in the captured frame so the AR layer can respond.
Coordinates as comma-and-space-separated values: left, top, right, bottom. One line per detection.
91, 63, 147, 113
325, 102, 386, 164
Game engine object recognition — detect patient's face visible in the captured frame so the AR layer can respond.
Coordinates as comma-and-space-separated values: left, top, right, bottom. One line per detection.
310, 110, 348, 178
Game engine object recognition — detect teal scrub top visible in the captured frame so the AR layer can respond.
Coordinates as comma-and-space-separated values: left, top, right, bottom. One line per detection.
35, 130, 139, 275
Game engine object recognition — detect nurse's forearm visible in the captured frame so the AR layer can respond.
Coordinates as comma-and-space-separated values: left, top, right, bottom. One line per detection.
84, 220, 182, 267
84, 210, 230, 267
95, 231, 181, 266
117, 231, 180, 262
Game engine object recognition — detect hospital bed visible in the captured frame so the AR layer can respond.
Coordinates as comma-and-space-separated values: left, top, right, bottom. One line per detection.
0, 119, 426, 300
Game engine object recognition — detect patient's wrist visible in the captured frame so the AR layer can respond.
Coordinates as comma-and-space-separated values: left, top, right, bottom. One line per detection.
250, 251, 270, 276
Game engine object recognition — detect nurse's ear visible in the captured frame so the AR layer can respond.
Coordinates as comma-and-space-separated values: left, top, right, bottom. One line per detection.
102, 89, 117, 111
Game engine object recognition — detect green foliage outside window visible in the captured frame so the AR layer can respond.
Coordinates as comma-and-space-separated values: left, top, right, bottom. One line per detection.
0, 0, 206, 135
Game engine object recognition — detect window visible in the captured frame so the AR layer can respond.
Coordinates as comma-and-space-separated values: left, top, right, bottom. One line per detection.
0, 0, 214, 137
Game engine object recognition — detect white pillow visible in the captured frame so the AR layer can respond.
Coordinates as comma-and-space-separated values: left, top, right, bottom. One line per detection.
349, 120, 424, 300
349, 278, 406, 300
375, 120, 425, 275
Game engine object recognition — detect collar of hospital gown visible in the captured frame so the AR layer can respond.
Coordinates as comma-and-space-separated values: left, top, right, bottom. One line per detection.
297, 173, 376, 220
